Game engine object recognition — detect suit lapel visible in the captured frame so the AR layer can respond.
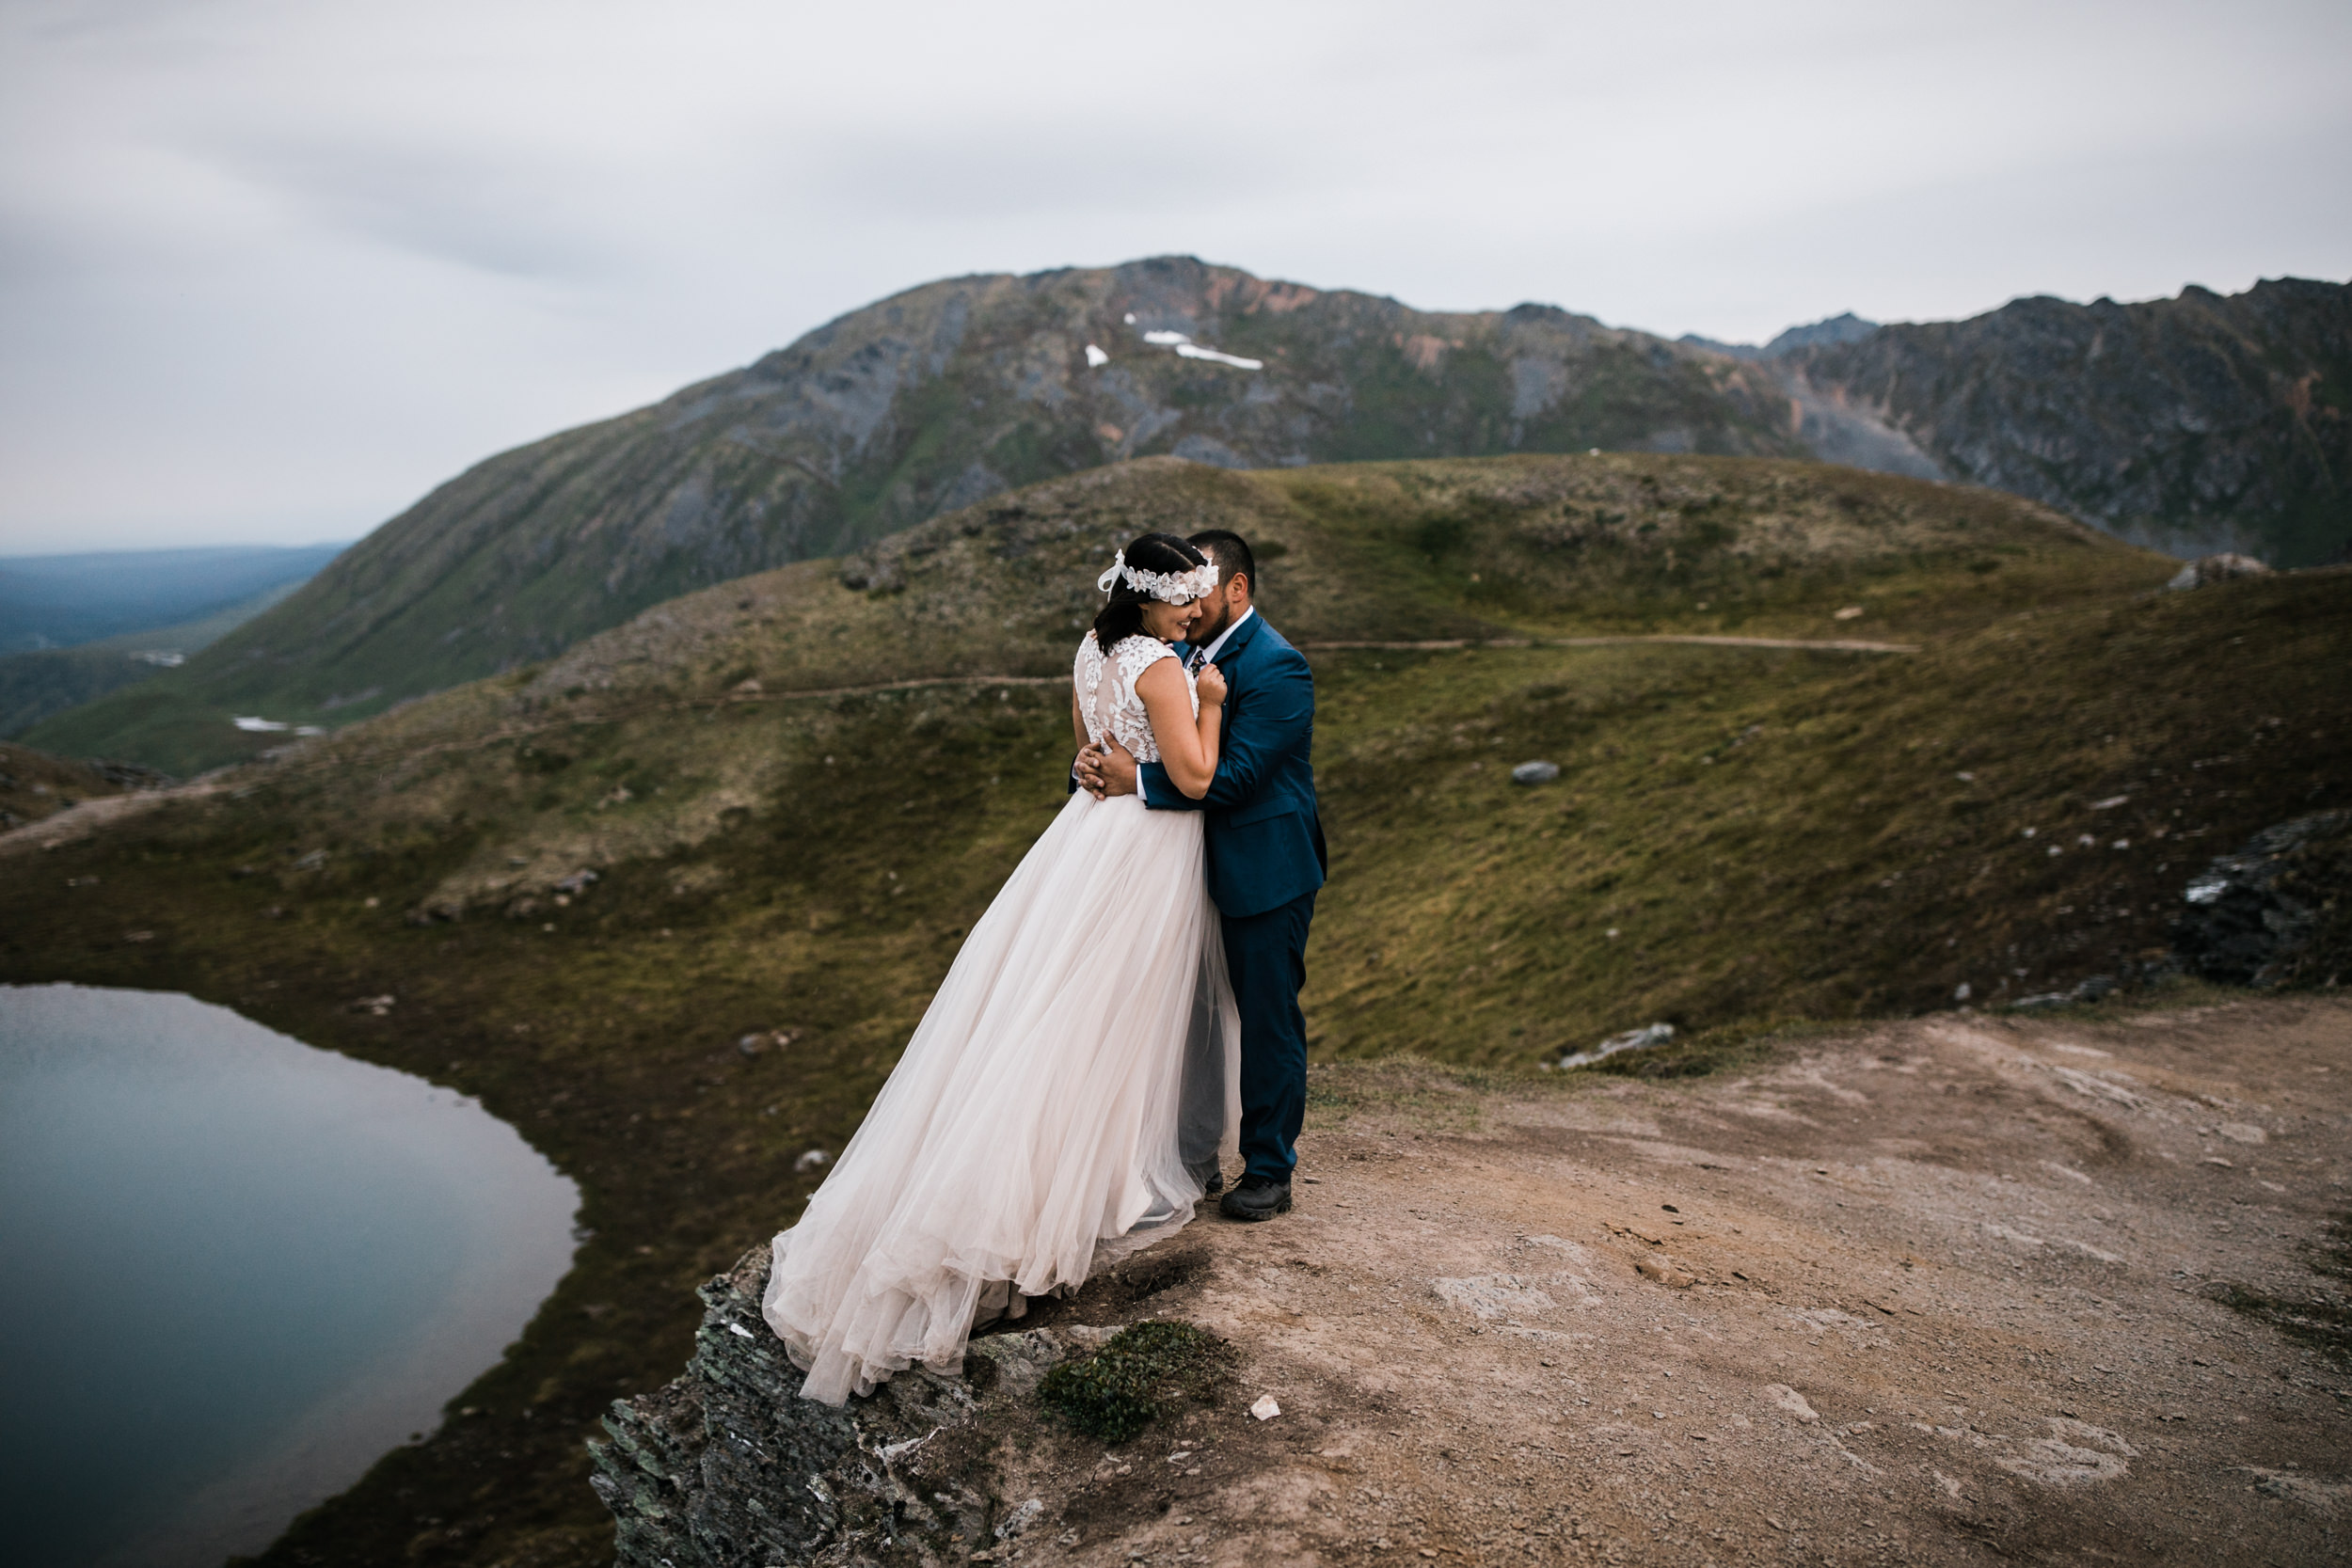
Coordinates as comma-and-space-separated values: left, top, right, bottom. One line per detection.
1214, 610, 1267, 667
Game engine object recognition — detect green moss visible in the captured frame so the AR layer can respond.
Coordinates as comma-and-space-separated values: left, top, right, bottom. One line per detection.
1036, 1321, 1230, 1442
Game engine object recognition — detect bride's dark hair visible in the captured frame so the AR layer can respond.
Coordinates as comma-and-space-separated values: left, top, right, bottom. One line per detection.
1091, 531, 1210, 650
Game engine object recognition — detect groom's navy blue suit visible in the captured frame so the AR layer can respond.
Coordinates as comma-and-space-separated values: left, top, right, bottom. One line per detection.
1140, 611, 1326, 1184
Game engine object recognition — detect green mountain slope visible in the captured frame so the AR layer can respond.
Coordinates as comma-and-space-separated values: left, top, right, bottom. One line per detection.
5, 452, 2345, 1567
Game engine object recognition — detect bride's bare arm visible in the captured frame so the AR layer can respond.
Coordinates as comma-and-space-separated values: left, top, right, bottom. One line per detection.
1134, 657, 1223, 799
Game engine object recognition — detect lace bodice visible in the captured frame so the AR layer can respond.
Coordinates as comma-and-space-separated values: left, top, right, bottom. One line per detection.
1074, 633, 1196, 763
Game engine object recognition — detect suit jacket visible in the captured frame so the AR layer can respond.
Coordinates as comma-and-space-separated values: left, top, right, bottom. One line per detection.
1140, 611, 1327, 920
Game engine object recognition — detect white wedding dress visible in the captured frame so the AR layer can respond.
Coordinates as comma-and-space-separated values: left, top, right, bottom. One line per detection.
763, 631, 1241, 1404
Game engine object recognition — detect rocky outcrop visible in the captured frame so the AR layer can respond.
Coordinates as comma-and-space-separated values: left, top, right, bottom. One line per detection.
2172, 810, 2352, 987
590, 1248, 1135, 1567
2166, 552, 2274, 590
1781, 278, 2352, 567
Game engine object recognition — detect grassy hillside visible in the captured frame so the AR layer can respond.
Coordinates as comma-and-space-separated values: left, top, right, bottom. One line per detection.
0, 741, 140, 830
3, 452, 2345, 1568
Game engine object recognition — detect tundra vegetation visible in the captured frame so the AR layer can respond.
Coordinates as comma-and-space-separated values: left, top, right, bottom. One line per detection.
1, 452, 2345, 1567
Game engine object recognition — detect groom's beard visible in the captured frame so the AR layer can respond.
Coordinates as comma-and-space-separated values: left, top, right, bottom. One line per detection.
1191, 598, 1232, 646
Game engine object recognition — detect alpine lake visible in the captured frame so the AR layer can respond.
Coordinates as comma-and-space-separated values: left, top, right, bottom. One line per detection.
0, 984, 579, 1568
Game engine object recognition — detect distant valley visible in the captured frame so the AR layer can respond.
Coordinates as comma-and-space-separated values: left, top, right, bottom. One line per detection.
0, 542, 346, 654
0, 544, 344, 741
21, 260, 2345, 775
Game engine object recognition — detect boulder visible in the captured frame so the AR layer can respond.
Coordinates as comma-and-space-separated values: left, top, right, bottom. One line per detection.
589, 1247, 1047, 1567
2165, 553, 2273, 590
1557, 1022, 1675, 1069
2171, 811, 2352, 986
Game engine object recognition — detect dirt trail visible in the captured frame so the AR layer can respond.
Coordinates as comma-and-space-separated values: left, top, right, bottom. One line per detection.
982, 997, 2351, 1565
0, 777, 227, 857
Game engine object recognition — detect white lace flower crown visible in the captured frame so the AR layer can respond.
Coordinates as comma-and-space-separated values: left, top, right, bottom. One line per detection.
1096, 547, 1217, 604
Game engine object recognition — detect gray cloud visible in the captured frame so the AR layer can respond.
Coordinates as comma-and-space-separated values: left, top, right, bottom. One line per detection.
0, 0, 2346, 551
200, 135, 619, 280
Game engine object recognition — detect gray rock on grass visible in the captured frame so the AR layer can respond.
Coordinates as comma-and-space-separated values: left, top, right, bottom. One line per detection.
2165, 553, 2272, 590
1557, 1022, 1675, 1069
2172, 810, 2352, 986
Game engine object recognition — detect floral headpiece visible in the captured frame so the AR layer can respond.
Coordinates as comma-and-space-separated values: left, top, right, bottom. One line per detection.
1096, 548, 1218, 604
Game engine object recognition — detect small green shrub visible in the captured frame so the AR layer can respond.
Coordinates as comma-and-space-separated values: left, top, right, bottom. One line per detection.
1036, 1321, 1230, 1442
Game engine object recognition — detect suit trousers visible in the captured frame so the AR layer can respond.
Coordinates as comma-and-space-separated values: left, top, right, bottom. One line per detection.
1222, 888, 1317, 1183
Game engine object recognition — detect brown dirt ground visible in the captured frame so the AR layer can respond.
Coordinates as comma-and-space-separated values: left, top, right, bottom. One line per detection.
977, 995, 2352, 1566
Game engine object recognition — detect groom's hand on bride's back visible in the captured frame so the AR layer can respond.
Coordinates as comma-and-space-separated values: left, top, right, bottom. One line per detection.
1087, 739, 1138, 798
1072, 740, 1133, 799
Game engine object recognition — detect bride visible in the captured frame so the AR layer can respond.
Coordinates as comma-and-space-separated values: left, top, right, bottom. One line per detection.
763, 531, 1243, 1405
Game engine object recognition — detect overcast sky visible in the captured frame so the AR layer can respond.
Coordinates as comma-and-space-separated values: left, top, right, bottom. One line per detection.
2, 0, 2344, 555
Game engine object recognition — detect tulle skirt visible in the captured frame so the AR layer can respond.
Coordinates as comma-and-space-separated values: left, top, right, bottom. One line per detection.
762, 788, 1240, 1404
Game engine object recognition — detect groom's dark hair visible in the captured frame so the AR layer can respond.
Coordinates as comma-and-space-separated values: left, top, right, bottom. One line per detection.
1187, 530, 1255, 593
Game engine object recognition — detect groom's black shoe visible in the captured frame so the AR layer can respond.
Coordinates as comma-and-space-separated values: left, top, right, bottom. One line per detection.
1219, 1176, 1292, 1222
1190, 1161, 1225, 1198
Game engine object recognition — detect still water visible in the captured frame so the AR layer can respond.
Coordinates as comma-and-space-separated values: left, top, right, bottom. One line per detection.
0, 985, 579, 1567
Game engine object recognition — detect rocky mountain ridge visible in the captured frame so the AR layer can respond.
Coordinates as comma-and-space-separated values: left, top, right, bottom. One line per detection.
1783, 278, 2352, 566
1678, 309, 1882, 361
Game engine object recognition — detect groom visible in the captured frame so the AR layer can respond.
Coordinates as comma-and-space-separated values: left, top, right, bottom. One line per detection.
1078, 530, 1326, 1222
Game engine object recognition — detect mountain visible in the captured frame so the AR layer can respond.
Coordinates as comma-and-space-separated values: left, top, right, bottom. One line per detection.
26, 262, 2350, 778
21, 259, 1816, 771
4, 451, 2345, 1566
1677, 310, 1881, 361
0, 542, 345, 653
1781, 278, 2352, 566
